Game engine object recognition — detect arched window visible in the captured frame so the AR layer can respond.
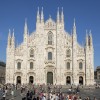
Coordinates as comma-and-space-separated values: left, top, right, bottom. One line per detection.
48, 52, 52, 60
79, 62, 83, 70
66, 49, 71, 57
48, 32, 53, 45
30, 49, 34, 57
17, 62, 21, 70
30, 62, 33, 69
67, 62, 70, 70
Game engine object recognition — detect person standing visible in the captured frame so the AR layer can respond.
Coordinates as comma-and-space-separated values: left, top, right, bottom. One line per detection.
2, 92, 6, 100
11, 89, 14, 99
93, 96, 97, 100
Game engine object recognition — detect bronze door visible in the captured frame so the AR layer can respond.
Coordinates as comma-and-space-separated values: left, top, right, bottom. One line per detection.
47, 72, 53, 84
17, 76, 21, 84
79, 76, 83, 85
29, 76, 34, 83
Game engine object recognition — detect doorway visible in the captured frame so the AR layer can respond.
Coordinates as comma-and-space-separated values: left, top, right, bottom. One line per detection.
66, 76, 71, 84
29, 76, 34, 83
47, 72, 53, 85
79, 76, 83, 85
17, 76, 21, 84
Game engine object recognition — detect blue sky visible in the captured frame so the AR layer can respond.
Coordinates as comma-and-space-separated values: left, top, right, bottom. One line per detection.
0, 0, 100, 69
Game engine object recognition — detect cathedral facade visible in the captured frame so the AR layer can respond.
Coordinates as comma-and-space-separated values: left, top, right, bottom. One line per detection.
6, 8, 94, 85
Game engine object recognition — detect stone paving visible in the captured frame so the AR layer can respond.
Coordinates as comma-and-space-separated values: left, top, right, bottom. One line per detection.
0, 85, 100, 100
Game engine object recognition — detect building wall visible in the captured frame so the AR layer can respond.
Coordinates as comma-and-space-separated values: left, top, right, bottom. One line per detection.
95, 67, 100, 84
0, 62, 6, 84
6, 8, 94, 85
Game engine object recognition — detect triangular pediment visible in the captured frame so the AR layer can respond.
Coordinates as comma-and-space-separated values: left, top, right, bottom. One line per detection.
45, 17, 56, 29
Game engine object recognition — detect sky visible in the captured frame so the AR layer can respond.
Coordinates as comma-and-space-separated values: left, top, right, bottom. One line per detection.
0, 0, 100, 69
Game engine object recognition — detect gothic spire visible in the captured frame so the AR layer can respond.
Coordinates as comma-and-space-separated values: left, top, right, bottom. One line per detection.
24, 18, 28, 35
12, 29, 15, 47
57, 7, 60, 23
8, 29, 11, 46
74, 18, 76, 27
12, 29, 15, 38
37, 7, 40, 23
28, 29, 29, 36
8, 29, 11, 38
61, 7, 64, 23
89, 30, 93, 46
41, 7, 44, 23
73, 18, 76, 35
86, 30, 88, 46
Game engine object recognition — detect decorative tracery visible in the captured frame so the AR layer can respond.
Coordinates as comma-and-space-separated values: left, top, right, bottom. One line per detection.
30, 62, 33, 69
48, 32, 53, 45
30, 49, 34, 57
17, 62, 21, 70
67, 62, 70, 70
66, 49, 71, 57
79, 62, 83, 70
48, 52, 52, 60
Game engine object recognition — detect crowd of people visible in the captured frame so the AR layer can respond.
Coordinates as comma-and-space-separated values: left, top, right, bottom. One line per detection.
0, 83, 99, 100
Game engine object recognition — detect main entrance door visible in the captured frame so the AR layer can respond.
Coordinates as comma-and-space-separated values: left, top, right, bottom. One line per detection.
66, 76, 71, 84
17, 76, 21, 84
79, 76, 83, 85
47, 72, 53, 85
29, 76, 34, 83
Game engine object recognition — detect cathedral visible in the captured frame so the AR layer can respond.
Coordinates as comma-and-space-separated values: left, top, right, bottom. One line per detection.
6, 8, 94, 85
